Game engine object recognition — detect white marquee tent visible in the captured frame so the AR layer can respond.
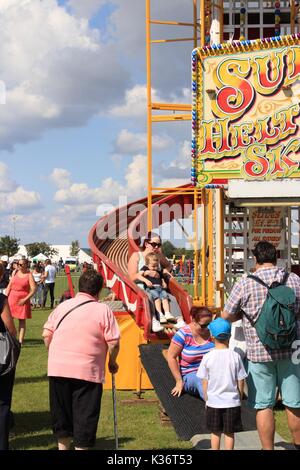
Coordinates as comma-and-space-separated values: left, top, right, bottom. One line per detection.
13, 245, 93, 264
32, 253, 48, 262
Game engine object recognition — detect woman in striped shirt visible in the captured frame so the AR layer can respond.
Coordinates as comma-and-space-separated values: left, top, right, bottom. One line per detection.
168, 306, 214, 399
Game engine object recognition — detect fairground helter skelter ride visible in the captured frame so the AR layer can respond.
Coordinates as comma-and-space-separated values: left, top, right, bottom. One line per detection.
86, 1, 300, 401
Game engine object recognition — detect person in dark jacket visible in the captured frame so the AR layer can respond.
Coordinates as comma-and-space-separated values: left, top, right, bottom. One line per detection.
0, 262, 18, 450
0, 261, 10, 294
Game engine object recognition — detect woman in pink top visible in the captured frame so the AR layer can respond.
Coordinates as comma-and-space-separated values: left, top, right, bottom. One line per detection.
42, 269, 120, 451
6, 259, 36, 344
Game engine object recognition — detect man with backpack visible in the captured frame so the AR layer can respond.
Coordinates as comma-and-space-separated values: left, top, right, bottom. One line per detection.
222, 241, 300, 450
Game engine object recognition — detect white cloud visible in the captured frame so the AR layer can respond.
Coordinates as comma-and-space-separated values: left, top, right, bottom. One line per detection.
109, 0, 195, 93
6, 187, 41, 210
152, 134, 174, 151
157, 177, 189, 188
0, 162, 42, 213
110, 85, 150, 118
110, 84, 191, 119
125, 155, 147, 194
67, 0, 194, 96
47, 155, 147, 238
114, 129, 147, 154
0, 0, 130, 149
0, 162, 17, 192
52, 154, 147, 208
0, 210, 83, 245
54, 179, 123, 205
66, 0, 106, 19
50, 168, 72, 189
0, 1, 195, 245
114, 129, 173, 155
155, 140, 191, 179
0, 1, 192, 149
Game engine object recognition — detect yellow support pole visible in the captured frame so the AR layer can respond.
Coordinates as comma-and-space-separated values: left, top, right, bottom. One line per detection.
146, 0, 202, 236
152, 103, 191, 111
200, 0, 205, 47
193, 0, 198, 48
146, 0, 152, 232
193, 2, 200, 302
151, 37, 198, 43
201, 188, 207, 305
218, 189, 224, 310
193, 188, 199, 300
207, 190, 214, 307
152, 114, 191, 122
150, 20, 196, 26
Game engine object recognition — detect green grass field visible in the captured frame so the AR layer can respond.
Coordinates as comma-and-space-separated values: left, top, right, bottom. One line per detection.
10, 277, 192, 450
8, 274, 292, 449
10, 306, 193, 450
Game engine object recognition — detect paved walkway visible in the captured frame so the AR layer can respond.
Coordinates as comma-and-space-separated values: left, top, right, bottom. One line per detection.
191, 431, 294, 450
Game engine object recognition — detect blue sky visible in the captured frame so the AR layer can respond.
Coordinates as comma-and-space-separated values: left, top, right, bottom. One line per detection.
0, 0, 193, 247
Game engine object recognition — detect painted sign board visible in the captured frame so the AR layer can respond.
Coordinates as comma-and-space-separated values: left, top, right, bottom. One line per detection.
191, 35, 300, 186
249, 207, 285, 250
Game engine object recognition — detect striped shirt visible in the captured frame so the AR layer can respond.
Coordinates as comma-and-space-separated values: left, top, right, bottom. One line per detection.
224, 267, 300, 362
171, 325, 215, 376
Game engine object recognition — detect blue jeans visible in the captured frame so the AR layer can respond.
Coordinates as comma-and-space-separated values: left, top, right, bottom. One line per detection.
146, 286, 168, 301
142, 289, 182, 320
183, 371, 204, 400
32, 284, 44, 306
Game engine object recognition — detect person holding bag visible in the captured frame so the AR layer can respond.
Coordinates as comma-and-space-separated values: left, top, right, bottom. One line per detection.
0, 263, 18, 450
222, 241, 300, 450
42, 269, 120, 450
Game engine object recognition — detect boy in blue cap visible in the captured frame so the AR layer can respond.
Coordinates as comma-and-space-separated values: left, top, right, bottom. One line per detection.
197, 318, 247, 450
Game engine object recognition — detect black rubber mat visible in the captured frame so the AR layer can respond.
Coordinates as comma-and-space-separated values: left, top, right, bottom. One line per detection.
139, 343, 256, 441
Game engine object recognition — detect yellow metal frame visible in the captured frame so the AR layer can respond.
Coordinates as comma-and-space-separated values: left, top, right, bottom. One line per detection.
217, 189, 224, 310
146, 0, 202, 229
146, 1, 224, 304
146, 1, 300, 307
207, 189, 214, 307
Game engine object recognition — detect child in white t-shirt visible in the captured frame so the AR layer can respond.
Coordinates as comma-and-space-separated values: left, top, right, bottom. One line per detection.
197, 318, 247, 451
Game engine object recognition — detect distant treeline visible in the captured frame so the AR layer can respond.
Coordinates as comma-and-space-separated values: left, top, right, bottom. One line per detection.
162, 241, 194, 260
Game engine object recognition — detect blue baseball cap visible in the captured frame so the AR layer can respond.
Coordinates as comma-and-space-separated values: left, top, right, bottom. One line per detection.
208, 318, 231, 340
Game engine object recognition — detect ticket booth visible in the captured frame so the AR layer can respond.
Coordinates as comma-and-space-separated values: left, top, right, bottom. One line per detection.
223, 181, 300, 292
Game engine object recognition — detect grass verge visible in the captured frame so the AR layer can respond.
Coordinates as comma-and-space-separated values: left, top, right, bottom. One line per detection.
9, 275, 292, 449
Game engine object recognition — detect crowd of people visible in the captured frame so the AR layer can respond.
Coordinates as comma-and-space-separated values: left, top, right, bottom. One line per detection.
166, 241, 300, 451
0, 258, 59, 344
0, 266, 119, 451
0, 237, 300, 451
0, 258, 94, 345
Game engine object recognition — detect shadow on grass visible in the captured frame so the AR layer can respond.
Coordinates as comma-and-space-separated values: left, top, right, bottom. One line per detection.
14, 374, 48, 385
11, 435, 134, 451
22, 339, 44, 348
10, 432, 56, 450
94, 437, 133, 450
9, 411, 54, 450
11, 410, 51, 434
10, 411, 133, 450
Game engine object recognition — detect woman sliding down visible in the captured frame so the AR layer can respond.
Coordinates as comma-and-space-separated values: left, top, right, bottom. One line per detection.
128, 232, 186, 333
